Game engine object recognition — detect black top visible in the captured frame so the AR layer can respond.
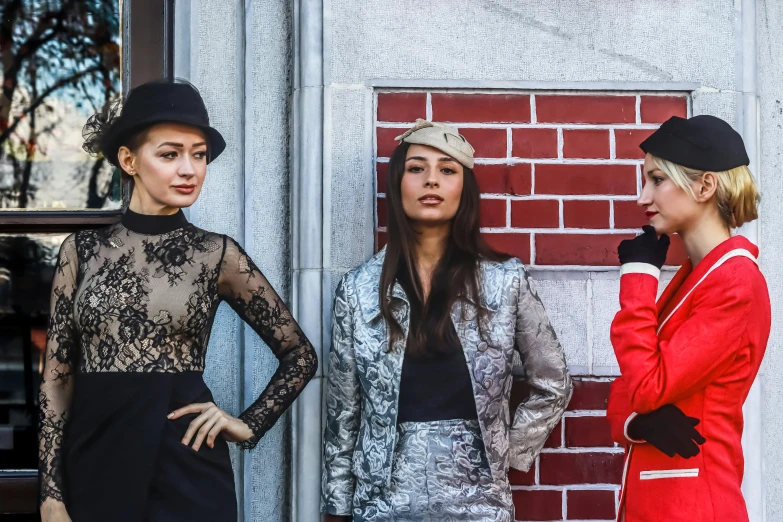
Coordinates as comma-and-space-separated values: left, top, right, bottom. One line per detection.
121, 208, 190, 234
38, 210, 318, 505
397, 323, 478, 424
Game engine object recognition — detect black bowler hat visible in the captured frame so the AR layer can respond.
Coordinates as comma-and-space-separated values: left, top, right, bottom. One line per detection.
640, 115, 749, 172
83, 79, 226, 166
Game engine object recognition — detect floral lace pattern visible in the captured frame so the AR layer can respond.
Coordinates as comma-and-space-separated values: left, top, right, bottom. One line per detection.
38, 220, 317, 505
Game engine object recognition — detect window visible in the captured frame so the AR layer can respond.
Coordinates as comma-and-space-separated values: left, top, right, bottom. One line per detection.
0, 1, 174, 517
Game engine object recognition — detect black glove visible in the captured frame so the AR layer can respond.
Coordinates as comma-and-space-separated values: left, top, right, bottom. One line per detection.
618, 225, 670, 269
627, 404, 706, 459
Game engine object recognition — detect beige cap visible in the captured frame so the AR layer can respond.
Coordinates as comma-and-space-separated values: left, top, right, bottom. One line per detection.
394, 118, 476, 169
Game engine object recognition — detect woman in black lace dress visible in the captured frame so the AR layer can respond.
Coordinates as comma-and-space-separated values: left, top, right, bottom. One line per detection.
38, 79, 318, 522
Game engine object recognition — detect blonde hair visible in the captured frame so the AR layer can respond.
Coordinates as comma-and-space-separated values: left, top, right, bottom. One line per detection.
652, 155, 759, 228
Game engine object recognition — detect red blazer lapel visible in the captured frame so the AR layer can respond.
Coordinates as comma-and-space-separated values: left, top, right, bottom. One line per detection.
655, 235, 759, 330
657, 262, 691, 321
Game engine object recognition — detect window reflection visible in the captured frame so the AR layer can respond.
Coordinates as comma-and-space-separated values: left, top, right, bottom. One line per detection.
0, 233, 65, 471
0, 1, 122, 210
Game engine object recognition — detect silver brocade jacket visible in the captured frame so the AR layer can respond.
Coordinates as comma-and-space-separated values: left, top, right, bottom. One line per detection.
320, 249, 573, 515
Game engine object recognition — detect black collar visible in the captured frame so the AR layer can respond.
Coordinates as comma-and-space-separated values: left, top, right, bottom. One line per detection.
121, 208, 189, 234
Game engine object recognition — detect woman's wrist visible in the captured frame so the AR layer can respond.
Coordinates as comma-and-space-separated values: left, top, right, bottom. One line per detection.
40, 498, 70, 520
236, 418, 254, 441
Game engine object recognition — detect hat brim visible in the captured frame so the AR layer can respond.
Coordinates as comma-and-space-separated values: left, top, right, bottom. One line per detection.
103, 114, 226, 166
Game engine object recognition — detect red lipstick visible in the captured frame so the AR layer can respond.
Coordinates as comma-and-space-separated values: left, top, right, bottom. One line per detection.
645, 211, 658, 219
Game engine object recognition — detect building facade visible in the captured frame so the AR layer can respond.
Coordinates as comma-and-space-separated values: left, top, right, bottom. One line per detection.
172, 0, 783, 520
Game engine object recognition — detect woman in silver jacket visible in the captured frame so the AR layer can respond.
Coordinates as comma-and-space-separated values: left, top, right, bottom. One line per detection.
321, 119, 572, 522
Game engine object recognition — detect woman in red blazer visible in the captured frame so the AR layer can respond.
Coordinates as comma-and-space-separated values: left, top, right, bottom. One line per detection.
607, 115, 770, 522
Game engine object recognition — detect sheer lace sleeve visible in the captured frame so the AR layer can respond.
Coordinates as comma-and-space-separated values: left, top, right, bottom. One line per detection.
218, 237, 318, 449
39, 234, 79, 505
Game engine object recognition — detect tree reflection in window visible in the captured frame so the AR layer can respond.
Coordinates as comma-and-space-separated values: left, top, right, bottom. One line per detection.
0, 1, 121, 210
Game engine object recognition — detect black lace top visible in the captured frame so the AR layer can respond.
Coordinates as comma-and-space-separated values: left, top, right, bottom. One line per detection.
38, 209, 318, 504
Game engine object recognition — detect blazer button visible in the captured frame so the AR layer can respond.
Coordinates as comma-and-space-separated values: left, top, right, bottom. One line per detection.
373, 486, 381, 494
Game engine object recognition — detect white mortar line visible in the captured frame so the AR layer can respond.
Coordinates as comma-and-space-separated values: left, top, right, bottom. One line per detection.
479, 194, 638, 201
462, 158, 639, 165
636, 163, 642, 197
479, 227, 641, 234
561, 416, 566, 447
635, 95, 642, 124
557, 128, 564, 159
530, 233, 536, 265
506, 127, 513, 158
530, 94, 537, 123
586, 277, 594, 374
558, 199, 564, 228
512, 484, 620, 491
563, 487, 568, 520
564, 410, 607, 417
540, 447, 625, 454
609, 128, 616, 160
377, 156, 645, 166
530, 164, 536, 194
535, 455, 540, 485
506, 198, 511, 228
425, 92, 433, 120
610, 199, 617, 228
376, 121, 662, 130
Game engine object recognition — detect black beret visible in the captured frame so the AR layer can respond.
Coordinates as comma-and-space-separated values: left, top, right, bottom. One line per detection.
640, 115, 749, 172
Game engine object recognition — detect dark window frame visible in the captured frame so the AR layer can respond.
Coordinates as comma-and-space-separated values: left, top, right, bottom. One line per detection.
0, 0, 175, 516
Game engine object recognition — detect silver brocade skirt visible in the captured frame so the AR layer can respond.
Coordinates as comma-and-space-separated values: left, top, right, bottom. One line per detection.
353, 419, 514, 522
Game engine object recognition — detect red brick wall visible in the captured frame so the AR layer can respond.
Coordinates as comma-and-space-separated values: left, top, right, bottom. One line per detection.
509, 379, 621, 521
375, 91, 689, 266
373, 90, 691, 521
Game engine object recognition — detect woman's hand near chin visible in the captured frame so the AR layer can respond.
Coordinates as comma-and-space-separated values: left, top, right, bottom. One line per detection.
40, 499, 73, 522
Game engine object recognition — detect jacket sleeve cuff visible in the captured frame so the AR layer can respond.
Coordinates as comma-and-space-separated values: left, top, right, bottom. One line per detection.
509, 450, 535, 473
321, 498, 353, 516
620, 263, 661, 279
623, 412, 647, 444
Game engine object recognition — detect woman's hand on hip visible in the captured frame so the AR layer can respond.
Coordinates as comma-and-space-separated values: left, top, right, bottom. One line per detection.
168, 402, 254, 451
40, 499, 72, 522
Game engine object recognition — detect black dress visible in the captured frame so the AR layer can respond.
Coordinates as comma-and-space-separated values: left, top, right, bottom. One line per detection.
37, 210, 318, 522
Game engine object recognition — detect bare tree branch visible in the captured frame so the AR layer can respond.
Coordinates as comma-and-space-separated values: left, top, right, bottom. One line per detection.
0, 63, 101, 147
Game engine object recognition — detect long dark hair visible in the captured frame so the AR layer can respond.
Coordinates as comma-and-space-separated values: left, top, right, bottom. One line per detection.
379, 141, 510, 357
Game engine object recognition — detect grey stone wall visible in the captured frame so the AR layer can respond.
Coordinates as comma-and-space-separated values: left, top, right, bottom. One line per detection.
175, 0, 293, 521
759, 1, 783, 518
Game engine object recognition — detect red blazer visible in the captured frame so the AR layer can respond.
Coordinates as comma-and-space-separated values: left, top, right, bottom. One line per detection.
607, 235, 770, 522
